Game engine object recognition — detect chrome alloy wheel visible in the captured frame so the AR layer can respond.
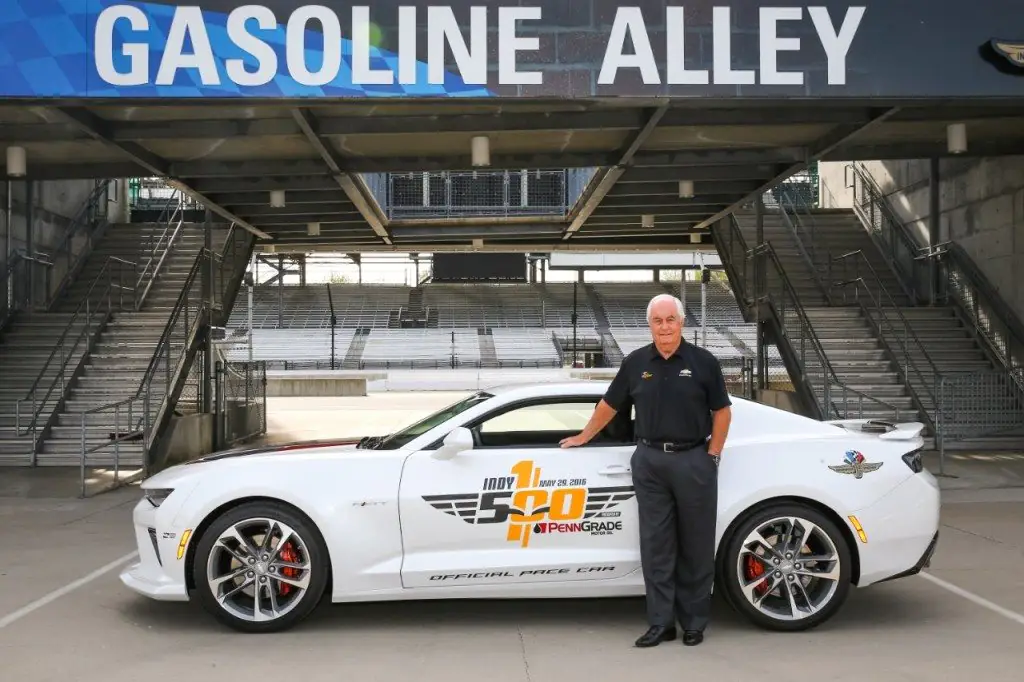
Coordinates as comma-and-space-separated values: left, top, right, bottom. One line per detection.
205, 517, 313, 623
735, 516, 842, 622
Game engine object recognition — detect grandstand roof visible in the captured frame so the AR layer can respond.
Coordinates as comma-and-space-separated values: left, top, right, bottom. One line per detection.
3, 98, 1024, 252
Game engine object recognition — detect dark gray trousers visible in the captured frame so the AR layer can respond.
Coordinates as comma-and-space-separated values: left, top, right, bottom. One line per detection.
630, 442, 718, 631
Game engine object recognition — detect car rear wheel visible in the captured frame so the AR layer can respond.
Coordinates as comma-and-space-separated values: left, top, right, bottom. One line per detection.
718, 503, 852, 632
193, 501, 329, 633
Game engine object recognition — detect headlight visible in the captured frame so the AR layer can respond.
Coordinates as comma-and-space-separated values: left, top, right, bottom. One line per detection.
902, 449, 924, 473
145, 488, 175, 507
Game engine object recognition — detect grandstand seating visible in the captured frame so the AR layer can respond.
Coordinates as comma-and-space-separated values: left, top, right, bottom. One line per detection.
361, 329, 481, 368
591, 282, 697, 328
222, 279, 754, 370
490, 329, 561, 367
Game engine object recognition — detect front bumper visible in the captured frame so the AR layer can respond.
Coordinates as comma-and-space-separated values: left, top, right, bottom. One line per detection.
118, 497, 190, 602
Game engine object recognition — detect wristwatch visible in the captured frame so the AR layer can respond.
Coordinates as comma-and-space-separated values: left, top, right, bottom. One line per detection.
709, 451, 721, 466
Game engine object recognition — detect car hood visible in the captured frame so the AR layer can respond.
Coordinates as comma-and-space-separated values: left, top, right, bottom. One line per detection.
186, 437, 364, 464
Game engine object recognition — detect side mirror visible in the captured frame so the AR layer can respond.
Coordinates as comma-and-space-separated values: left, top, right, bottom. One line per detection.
432, 427, 474, 460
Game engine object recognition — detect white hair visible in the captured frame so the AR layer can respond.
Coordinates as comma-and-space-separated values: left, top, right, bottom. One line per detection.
646, 293, 685, 322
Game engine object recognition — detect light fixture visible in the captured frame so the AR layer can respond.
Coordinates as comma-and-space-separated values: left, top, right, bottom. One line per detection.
307, 222, 320, 236
6, 146, 26, 177
270, 189, 286, 207
641, 214, 655, 228
690, 233, 701, 244
678, 180, 695, 198
947, 123, 967, 154
264, 244, 276, 254
471, 136, 490, 167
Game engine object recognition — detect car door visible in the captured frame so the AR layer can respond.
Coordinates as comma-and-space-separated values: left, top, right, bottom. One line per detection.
398, 395, 641, 589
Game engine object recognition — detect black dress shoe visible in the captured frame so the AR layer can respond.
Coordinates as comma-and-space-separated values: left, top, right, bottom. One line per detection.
634, 625, 677, 647
682, 630, 704, 646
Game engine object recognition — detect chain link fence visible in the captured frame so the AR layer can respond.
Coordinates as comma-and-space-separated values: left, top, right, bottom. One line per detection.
215, 360, 267, 448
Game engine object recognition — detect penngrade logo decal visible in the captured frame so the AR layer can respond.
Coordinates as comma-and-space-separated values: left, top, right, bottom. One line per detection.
828, 450, 883, 479
422, 459, 635, 547
642, 371, 653, 380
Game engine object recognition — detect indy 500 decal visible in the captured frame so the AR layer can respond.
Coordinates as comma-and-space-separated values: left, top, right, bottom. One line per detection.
422, 459, 635, 547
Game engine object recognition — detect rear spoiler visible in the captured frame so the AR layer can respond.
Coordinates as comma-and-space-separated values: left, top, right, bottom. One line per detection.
827, 419, 926, 441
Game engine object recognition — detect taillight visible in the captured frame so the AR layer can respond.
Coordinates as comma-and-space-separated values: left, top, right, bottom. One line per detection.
902, 449, 923, 473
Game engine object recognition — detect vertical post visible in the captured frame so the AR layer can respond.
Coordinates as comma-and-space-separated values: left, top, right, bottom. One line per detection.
700, 255, 707, 348
572, 280, 578, 367
25, 180, 33, 308
755, 195, 766, 390
929, 157, 940, 306
203, 209, 213, 414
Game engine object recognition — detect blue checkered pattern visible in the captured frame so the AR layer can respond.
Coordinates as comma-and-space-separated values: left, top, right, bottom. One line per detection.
0, 0, 494, 97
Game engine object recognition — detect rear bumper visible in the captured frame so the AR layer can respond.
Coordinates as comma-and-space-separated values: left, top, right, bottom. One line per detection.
852, 470, 941, 586
874, 530, 939, 584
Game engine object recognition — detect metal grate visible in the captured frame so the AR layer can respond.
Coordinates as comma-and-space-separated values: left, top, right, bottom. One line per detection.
385, 170, 569, 218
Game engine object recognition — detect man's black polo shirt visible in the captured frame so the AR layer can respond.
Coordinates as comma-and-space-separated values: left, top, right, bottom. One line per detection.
602, 340, 731, 445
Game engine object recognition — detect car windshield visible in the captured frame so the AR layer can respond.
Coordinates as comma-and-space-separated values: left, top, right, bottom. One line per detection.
360, 391, 494, 450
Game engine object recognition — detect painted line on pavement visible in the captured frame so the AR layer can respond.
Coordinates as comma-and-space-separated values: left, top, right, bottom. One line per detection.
0, 551, 138, 630
921, 572, 1024, 626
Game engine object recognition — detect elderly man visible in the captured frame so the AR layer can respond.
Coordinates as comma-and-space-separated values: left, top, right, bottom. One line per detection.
561, 293, 732, 647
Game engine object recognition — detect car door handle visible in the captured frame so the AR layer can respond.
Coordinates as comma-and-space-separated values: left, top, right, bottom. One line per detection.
598, 465, 631, 475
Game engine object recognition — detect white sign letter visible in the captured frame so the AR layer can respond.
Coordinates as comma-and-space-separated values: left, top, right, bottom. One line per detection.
598, 7, 660, 85
713, 7, 754, 84
666, 7, 708, 84
226, 5, 278, 87
95, 6, 149, 86
398, 6, 417, 84
499, 7, 542, 85
809, 6, 865, 85
428, 7, 488, 85
157, 7, 220, 86
286, 5, 342, 86
352, 6, 393, 84
760, 7, 803, 85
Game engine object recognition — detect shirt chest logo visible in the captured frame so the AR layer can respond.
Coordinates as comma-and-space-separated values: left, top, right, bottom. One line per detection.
679, 369, 692, 377
641, 371, 653, 380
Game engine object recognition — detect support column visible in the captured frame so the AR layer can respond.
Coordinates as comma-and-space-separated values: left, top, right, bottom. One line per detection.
755, 195, 766, 390
203, 209, 213, 414
929, 157, 940, 306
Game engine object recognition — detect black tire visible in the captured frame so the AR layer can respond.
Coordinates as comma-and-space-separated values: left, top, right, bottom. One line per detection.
717, 502, 852, 632
192, 501, 329, 633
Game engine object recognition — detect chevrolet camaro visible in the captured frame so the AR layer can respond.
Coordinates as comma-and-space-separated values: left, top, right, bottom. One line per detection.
120, 382, 940, 633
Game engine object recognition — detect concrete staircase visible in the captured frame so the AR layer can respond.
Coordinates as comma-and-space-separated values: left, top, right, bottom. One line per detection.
733, 206, 1020, 443
34, 223, 226, 466
0, 314, 92, 464
733, 209, 925, 425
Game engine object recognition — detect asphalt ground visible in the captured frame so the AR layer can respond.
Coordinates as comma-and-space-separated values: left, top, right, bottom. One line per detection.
2, 393, 1024, 681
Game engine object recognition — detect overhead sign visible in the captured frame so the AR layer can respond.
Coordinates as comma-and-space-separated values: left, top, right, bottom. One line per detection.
1, 1, 1022, 98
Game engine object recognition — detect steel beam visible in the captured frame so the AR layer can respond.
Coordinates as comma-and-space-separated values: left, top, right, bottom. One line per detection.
291, 107, 391, 245
605, 181, 764, 197
563, 104, 670, 239
42, 107, 272, 240
6, 104, 1024, 144
693, 108, 904, 230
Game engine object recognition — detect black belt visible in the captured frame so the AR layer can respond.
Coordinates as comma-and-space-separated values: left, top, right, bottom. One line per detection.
639, 437, 708, 452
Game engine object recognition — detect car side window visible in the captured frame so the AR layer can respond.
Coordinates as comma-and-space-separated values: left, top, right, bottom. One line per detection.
472, 398, 634, 449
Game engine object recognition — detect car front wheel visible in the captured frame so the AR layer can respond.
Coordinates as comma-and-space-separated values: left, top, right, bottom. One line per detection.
192, 501, 329, 633
718, 503, 852, 632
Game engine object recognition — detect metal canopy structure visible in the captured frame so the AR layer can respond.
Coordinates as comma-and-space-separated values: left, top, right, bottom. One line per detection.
4, 98, 1024, 252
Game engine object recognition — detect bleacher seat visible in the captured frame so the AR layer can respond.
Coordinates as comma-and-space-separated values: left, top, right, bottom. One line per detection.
491, 329, 561, 367
360, 329, 481, 368
221, 328, 354, 368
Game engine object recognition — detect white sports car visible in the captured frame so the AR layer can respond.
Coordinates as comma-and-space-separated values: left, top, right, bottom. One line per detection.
120, 382, 940, 633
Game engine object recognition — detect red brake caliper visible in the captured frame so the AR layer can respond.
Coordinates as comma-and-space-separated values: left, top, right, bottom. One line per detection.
277, 542, 299, 597
745, 555, 770, 596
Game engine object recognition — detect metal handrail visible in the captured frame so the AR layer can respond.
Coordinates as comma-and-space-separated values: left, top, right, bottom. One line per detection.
831, 246, 942, 403
2, 249, 56, 331
15, 255, 138, 450
135, 191, 188, 309
722, 215, 902, 420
